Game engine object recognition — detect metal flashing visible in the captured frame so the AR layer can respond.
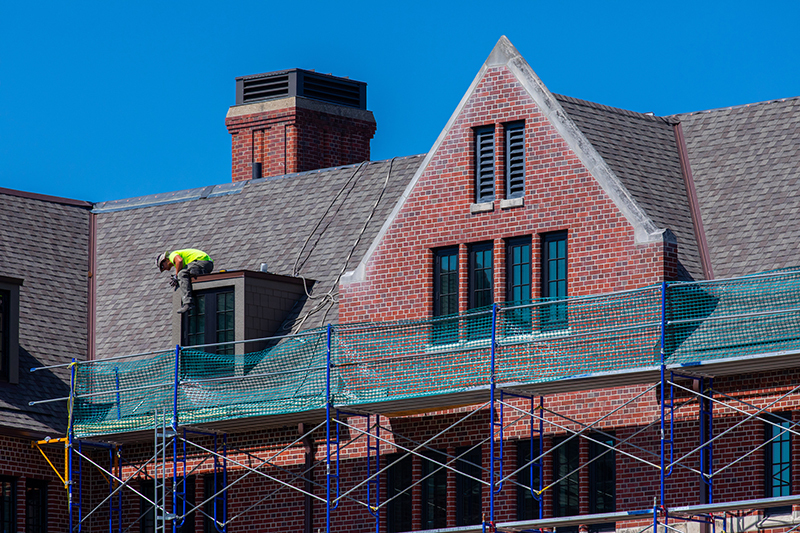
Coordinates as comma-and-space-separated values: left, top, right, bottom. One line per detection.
91, 182, 247, 213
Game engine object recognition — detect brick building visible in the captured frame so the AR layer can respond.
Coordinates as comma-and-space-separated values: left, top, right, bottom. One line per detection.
1, 36, 800, 533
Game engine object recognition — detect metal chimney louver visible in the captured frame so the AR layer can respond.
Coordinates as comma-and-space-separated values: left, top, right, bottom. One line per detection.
236, 69, 366, 109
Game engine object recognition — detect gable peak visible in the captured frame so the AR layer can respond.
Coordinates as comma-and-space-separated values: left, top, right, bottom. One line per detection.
486, 35, 522, 67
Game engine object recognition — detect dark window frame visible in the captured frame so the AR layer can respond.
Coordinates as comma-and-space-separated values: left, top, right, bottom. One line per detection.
176, 476, 196, 533
385, 453, 412, 533
516, 439, 541, 521
456, 446, 482, 526
0, 289, 9, 383
504, 121, 525, 199
468, 242, 494, 310
183, 287, 235, 354
420, 450, 447, 530
432, 247, 459, 345
474, 125, 496, 203
506, 237, 532, 334
541, 231, 568, 331
588, 433, 615, 514
25, 479, 47, 533
764, 412, 792, 503
0, 476, 16, 533
204, 473, 226, 533
140, 480, 155, 533
552, 436, 579, 517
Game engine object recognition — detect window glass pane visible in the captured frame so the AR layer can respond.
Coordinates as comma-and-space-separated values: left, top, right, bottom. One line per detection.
517, 440, 541, 520
0, 477, 16, 533
542, 232, 568, 330
553, 437, 579, 517
186, 295, 206, 347
456, 446, 482, 526
589, 435, 615, 514
506, 238, 532, 334
433, 249, 459, 344
766, 416, 792, 498
25, 480, 46, 533
386, 454, 412, 533
421, 450, 447, 529
204, 474, 226, 533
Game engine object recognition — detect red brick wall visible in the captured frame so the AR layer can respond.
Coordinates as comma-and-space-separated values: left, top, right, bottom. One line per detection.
226, 104, 376, 182
59, 367, 800, 533
0, 435, 69, 532
340, 65, 675, 324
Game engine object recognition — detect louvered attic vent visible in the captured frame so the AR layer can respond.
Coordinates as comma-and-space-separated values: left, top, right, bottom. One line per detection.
235, 69, 366, 109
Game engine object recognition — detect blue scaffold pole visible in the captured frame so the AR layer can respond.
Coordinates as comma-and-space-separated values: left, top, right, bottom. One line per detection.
488, 303, 498, 530
326, 324, 332, 533
659, 281, 667, 523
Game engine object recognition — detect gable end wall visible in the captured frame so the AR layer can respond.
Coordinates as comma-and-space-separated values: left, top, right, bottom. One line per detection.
340, 66, 676, 323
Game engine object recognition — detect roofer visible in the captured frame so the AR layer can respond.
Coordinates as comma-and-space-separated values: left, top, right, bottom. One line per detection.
156, 249, 213, 314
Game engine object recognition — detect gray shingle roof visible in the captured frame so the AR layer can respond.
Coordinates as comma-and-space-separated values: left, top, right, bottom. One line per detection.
555, 94, 703, 280
0, 192, 91, 435
93, 155, 424, 357
676, 97, 800, 278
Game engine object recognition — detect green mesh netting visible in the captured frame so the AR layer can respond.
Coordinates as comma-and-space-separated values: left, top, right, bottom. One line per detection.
72, 269, 800, 438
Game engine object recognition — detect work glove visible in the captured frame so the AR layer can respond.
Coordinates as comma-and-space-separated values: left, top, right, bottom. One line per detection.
169, 275, 179, 290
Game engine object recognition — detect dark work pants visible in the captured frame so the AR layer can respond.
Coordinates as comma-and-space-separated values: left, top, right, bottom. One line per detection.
177, 260, 214, 305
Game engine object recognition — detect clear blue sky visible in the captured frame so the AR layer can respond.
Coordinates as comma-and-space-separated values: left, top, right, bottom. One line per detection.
1, 1, 798, 203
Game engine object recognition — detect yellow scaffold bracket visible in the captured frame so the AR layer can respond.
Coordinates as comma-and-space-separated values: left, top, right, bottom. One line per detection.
32, 437, 69, 489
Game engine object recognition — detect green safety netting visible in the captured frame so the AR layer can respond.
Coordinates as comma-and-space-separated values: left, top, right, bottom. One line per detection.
71, 269, 800, 438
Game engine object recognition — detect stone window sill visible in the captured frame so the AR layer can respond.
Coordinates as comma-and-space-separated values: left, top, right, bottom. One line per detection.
499, 197, 524, 209
470, 201, 494, 214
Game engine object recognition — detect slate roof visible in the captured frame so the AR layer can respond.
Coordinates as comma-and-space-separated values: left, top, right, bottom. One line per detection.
0, 191, 91, 435
93, 155, 424, 357
555, 94, 703, 280
676, 97, 800, 278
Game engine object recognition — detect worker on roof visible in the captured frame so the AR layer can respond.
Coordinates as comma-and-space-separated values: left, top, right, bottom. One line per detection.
156, 249, 213, 314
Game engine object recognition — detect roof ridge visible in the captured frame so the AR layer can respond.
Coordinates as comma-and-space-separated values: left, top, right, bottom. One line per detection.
670, 95, 800, 118
553, 93, 671, 123
92, 154, 427, 213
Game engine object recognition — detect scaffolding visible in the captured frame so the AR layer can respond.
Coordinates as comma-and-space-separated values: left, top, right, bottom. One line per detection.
31, 268, 800, 533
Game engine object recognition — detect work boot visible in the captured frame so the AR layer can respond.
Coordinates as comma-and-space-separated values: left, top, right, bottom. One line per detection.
177, 303, 193, 314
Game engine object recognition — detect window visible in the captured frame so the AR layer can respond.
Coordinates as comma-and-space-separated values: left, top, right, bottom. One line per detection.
176, 477, 196, 533
516, 439, 541, 520
386, 454, 412, 533
475, 126, 495, 203
140, 480, 155, 533
588, 434, 615, 514
468, 243, 493, 340
765, 413, 792, 501
456, 446, 482, 526
541, 232, 568, 330
0, 277, 21, 384
505, 122, 525, 199
433, 248, 459, 344
552, 436, 579, 517
420, 450, 447, 530
0, 290, 8, 382
506, 237, 532, 334
203, 473, 226, 533
468, 243, 493, 310
0, 477, 16, 533
25, 480, 46, 533
184, 288, 235, 354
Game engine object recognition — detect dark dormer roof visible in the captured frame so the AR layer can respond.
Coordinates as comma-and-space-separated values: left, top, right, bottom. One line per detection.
93, 156, 424, 357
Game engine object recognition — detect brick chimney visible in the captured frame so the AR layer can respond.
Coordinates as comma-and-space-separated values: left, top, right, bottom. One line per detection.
225, 69, 377, 182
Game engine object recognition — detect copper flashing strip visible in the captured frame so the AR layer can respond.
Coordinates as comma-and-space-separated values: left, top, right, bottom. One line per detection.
88, 212, 97, 360
0, 186, 92, 208
673, 122, 714, 280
